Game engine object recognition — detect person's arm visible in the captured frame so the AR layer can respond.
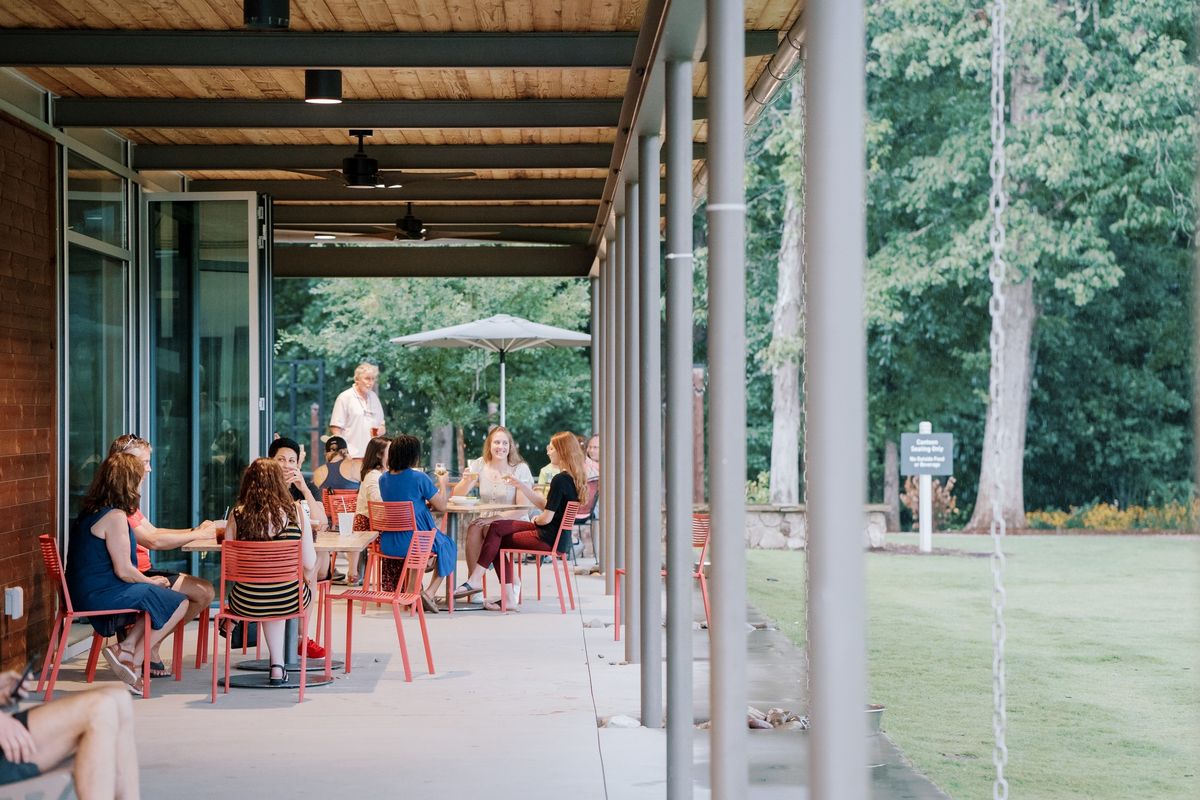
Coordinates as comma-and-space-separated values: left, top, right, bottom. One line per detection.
133, 518, 215, 550
451, 470, 478, 496
225, 510, 238, 541
515, 464, 535, 509
297, 503, 318, 585
371, 393, 386, 435
427, 473, 449, 513
508, 476, 549, 510
97, 512, 165, 585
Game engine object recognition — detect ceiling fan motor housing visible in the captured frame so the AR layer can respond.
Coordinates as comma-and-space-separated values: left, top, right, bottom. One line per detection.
342, 152, 379, 187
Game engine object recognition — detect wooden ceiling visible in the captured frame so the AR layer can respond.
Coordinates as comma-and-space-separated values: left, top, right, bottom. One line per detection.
1, 0, 806, 275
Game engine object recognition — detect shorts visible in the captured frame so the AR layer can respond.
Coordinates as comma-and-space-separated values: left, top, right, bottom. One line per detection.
143, 569, 183, 587
0, 710, 40, 785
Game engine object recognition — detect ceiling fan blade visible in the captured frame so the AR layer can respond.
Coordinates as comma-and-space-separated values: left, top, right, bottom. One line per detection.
281, 169, 342, 180
425, 230, 502, 239
377, 170, 476, 181
274, 228, 394, 242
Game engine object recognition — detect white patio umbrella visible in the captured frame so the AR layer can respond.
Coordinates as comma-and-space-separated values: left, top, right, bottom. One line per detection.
389, 313, 591, 426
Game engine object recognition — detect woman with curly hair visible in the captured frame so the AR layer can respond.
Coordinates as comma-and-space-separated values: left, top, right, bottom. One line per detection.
223, 458, 317, 686
454, 432, 586, 611
66, 453, 189, 695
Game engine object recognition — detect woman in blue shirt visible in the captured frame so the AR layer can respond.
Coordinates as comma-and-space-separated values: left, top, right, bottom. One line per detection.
377, 434, 457, 613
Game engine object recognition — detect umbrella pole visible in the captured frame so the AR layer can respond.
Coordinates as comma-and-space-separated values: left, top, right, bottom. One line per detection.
499, 350, 506, 427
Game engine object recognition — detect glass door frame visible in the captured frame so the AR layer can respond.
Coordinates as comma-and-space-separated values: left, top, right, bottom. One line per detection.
138, 191, 269, 535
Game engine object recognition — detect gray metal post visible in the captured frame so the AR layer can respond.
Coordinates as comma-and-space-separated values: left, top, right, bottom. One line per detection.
807, 0, 869, 797
664, 56, 695, 800
604, 240, 617, 593
638, 134, 664, 728
592, 276, 600, 439
624, 178, 642, 664
612, 215, 626, 592
593, 269, 606, 575
706, 0, 747, 794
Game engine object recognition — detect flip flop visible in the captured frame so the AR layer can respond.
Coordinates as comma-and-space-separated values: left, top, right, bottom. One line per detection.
453, 582, 481, 599
148, 661, 170, 678
101, 645, 140, 687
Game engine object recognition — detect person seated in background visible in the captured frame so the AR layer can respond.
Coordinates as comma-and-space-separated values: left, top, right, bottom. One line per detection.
377, 434, 458, 613
312, 435, 360, 494
0, 670, 141, 798
108, 434, 215, 678
584, 434, 600, 480
348, 435, 392, 585
451, 426, 534, 596
266, 437, 328, 659
66, 454, 190, 696
454, 432, 586, 610
222, 458, 318, 687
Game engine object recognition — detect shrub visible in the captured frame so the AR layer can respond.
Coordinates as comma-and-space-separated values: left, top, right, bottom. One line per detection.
900, 476, 959, 531
1025, 499, 1199, 531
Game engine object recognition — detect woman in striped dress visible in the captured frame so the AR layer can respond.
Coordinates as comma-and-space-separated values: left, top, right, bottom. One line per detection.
223, 458, 317, 686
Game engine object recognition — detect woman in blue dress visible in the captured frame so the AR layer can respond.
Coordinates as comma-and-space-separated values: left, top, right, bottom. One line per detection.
377, 434, 457, 613
66, 453, 189, 695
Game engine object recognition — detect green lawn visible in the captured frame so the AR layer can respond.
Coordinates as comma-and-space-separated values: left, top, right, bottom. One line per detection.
746, 534, 1200, 799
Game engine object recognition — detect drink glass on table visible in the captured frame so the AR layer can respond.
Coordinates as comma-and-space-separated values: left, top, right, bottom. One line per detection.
214, 520, 227, 543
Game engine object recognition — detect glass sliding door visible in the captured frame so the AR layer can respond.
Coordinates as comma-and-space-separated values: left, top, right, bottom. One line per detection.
145, 193, 267, 580
66, 246, 128, 517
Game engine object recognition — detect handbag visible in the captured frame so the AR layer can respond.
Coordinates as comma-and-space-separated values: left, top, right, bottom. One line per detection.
218, 619, 258, 649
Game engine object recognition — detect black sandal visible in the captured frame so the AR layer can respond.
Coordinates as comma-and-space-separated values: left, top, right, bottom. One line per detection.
268, 664, 288, 687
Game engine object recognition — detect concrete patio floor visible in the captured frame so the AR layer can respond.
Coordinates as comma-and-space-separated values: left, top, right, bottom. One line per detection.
42, 560, 946, 799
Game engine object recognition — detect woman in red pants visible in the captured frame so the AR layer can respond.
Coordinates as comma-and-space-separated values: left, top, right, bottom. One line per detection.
453, 431, 587, 611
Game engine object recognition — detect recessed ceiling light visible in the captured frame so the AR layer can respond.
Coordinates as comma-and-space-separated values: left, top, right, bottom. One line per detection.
314, 233, 336, 240
304, 70, 342, 104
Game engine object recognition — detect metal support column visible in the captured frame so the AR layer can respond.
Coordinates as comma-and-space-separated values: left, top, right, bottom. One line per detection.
592, 270, 605, 574
706, 0, 747, 794
612, 215, 626, 592
638, 134, 664, 728
807, 0, 869, 797
623, 178, 642, 664
604, 242, 616, 590
664, 56, 695, 800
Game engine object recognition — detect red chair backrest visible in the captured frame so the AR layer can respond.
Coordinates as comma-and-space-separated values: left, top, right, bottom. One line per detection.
38, 534, 73, 614
395, 531, 436, 595
219, 539, 305, 614
579, 478, 599, 516
692, 513, 711, 563
323, 488, 358, 518
546, 501, 581, 553
368, 500, 416, 533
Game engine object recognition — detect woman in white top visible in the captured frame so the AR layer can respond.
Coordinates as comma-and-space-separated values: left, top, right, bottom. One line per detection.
349, 435, 391, 584
451, 426, 533, 587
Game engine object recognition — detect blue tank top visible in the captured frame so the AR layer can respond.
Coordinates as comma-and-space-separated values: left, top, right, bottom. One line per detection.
318, 460, 360, 492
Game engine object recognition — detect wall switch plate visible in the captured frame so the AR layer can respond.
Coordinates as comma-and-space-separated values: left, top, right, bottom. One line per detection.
4, 586, 23, 619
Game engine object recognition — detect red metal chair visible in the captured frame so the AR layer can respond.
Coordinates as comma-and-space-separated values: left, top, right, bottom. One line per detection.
211, 538, 328, 703
614, 512, 711, 641
36, 534, 152, 701
314, 491, 359, 645
499, 501, 580, 614
326, 530, 436, 682
364, 500, 454, 614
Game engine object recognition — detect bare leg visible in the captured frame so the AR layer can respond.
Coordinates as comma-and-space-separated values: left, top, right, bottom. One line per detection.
347, 549, 362, 582
24, 686, 139, 800
261, 619, 286, 668
151, 575, 213, 665
464, 520, 486, 573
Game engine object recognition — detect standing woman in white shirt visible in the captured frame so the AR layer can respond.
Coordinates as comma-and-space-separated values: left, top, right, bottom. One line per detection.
329, 363, 387, 458
450, 426, 534, 595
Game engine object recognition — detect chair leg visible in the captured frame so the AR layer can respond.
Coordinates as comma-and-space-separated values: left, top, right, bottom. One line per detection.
255, 623, 263, 659
172, 625, 185, 681
561, 554, 576, 610
344, 600, 354, 673
391, 604, 413, 682
37, 614, 63, 693
85, 634, 104, 683
224, 628, 233, 696
298, 615, 308, 704
315, 582, 326, 646
44, 615, 73, 701
195, 607, 210, 669
699, 573, 712, 630
446, 569, 454, 614
551, 556, 567, 614
141, 614, 152, 700
614, 569, 622, 641
415, 604, 435, 674
211, 616, 220, 703
535, 557, 542, 601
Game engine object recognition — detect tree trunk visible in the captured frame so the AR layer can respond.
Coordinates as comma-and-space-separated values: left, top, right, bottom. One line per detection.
768, 83, 805, 506
966, 277, 1037, 531
883, 440, 900, 532
455, 426, 466, 475
431, 424, 453, 472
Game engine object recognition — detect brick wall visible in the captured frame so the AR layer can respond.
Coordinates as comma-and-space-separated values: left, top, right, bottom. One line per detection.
0, 111, 57, 670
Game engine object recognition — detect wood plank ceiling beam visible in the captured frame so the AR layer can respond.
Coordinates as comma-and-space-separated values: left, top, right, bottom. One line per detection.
272, 205, 599, 226
191, 178, 603, 201
0, 30, 779, 68
273, 244, 593, 278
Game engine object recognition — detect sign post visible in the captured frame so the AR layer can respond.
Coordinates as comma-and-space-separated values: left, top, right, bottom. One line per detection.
900, 422, 954, 553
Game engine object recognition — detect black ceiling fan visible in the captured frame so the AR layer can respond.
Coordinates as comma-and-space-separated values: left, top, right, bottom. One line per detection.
288, 130, 474, 189
275, 204, 501, 244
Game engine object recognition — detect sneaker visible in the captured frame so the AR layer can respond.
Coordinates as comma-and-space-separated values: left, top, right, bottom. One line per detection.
299, 637, 326, 659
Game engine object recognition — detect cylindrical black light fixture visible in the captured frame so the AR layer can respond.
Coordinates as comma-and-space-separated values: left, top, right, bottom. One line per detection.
304, 69, 343, 105
244, 0, 290, 29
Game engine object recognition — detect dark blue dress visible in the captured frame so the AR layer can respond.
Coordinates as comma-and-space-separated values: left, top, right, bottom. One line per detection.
66, 508, 188, 637
378, 470, 457, 578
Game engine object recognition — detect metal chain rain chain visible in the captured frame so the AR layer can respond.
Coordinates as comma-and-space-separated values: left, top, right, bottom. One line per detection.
987, 0, 1011, 796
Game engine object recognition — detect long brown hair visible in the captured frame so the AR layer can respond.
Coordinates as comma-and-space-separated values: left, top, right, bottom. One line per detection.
360, 435, 391, 481
81, 452, 144, 516
481, 425, 524, 467
550, 431, 588, 499
233, 458, 299, 540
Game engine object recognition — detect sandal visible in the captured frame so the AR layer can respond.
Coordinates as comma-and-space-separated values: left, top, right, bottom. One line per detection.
420, 591, 440, 614
268, 664, 288, 687
453, 582, 481, 599
102, 645, 140, 687
148, 660, 171, 679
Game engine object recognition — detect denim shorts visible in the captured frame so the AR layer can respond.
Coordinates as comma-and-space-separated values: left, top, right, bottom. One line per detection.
0, 710, 40, 785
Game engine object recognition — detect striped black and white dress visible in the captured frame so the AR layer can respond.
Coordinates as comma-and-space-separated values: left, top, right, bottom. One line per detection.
227, 521, 312, 617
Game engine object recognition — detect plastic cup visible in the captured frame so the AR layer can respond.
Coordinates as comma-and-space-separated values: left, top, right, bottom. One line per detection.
214, 521, 227, 543
337, 512, 355, 536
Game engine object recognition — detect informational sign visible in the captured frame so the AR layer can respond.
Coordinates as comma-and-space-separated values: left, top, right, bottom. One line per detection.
900, 432, 954, 476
